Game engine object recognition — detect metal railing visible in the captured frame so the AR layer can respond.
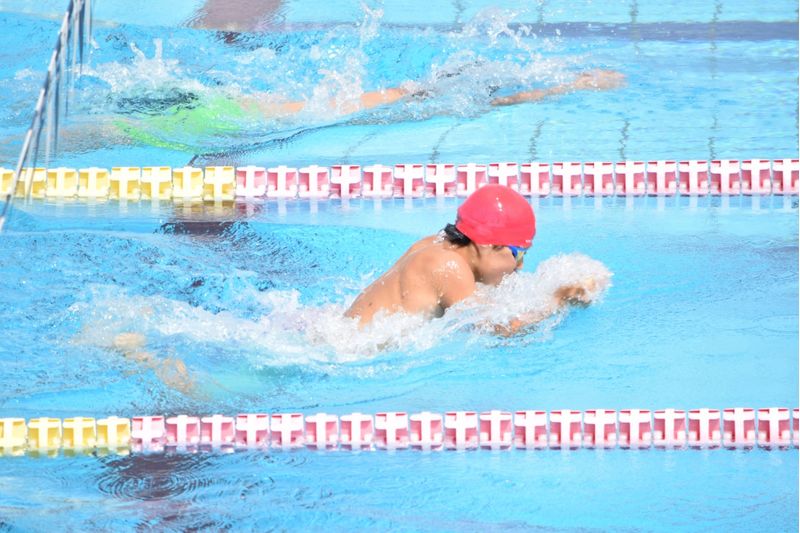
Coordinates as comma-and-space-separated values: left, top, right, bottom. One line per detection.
0, 0, 93, 231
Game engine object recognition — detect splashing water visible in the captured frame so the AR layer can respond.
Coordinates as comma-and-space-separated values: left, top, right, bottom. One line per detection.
9, 4, 582, 156
70, 253, 612, 375
81, 38, 208, 113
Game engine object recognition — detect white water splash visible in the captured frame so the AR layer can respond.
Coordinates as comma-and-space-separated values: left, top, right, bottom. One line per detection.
470, 253, 613, 327
82, 39, 206, 97
70, 253, 611, 370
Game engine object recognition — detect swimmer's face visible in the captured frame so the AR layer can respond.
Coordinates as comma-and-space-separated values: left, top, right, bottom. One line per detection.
475, 245, 523, 285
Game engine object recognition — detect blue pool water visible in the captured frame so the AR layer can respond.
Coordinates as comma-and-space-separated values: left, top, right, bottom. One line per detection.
0, 0, 798, 531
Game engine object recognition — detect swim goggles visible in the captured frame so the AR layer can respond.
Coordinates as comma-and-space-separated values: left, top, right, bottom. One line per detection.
507, 245, 528, 264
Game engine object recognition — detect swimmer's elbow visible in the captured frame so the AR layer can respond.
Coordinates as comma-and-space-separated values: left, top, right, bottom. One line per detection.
344, 308, 372, 328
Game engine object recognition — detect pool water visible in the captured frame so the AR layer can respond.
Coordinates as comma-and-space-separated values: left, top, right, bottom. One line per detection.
0, 0, 798, 531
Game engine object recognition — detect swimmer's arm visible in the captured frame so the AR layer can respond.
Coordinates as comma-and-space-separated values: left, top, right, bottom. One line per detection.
493, 284, 595, 336
491, 69, 626, 106
112, 333, 196, 395
241, 87, 411, 118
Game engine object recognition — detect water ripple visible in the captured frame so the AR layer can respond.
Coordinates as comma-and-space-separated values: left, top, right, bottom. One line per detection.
95, 454, 215, 502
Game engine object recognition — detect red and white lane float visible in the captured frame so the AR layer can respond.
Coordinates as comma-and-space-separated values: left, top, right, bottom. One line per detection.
794, 409, 799, 447
615, 161, 646, 196
548, 409, 582, 448
756, 408, 791, 447
298, 165, 331, 198
409, 411, 444, 450
374, 411, 410, 450
688, 408, 721, 447
234, 413, 269, 449
520, 162, 551, 197
678, 160, 709, 195
739, 158, 772, 195
583, 162, 614, 196
270, 413, 305, 448
362, 165, 393, 198
166, 415, 200, 449
653, 409, 687, 447
772, 159, 799, 195
340, 412, 374, 450
514, 410, 547, 449
646, 160, 677, 195
235, 165, 267, 198
304, 413, 339, 450
200, 414, 235, 449
131, 415, 166, 452
488, 162, 519, 190
425, 163, 457, 197
444, 411, 479, 450
722, 407, 756, 447
709, 159, 740, 195
456, 163, 487, 197
619, 409, 652, 448
552, 162, 582, 196
479, 410, 514, 450
393, 164, 425, 197
266, 165, 298, 198
583, 409, 617, 447
330, 164, 361, 198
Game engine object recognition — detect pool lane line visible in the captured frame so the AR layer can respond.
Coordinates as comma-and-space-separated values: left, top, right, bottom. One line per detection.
1, 159, 797, 202
1, 408, 797, 454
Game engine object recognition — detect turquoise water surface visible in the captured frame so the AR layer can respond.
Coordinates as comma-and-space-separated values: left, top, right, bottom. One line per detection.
0, 1, 797, 531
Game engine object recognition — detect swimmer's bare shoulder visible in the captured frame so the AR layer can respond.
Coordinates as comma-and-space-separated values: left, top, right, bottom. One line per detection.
345, 235, 476, 322
401, 237, 476, 312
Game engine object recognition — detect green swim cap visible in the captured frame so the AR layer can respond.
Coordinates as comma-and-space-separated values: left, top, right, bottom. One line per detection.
114, 95, 255, 153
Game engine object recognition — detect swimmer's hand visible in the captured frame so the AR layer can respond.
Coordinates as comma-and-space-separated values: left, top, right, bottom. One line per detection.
553, 277, 599, 308
492, 277, 602, 336
570, 69, 626, 91
491, 69, 625, 106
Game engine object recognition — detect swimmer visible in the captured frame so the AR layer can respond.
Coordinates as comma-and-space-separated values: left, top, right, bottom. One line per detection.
44, 68, 625, 154
345, 184, 603, 334
216, 68, 626, 119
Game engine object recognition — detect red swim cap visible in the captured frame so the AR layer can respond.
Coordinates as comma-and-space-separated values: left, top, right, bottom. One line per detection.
455, 184, 536, 247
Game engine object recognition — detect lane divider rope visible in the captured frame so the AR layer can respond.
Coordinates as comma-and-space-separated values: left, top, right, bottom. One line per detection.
1, 159, 797, 202
1, 407, 797, 454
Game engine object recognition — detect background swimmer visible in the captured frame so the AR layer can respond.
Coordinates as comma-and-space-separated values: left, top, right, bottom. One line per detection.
233, 68, 626, 118
49, 68, 625, 154
346, 185, 610, 333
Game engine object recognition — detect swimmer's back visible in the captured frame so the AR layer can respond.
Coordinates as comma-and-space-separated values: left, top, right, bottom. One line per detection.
345, 235, 472, 324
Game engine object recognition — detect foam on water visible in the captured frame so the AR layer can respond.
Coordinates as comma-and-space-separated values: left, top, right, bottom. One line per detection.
70, 253, 612, 377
